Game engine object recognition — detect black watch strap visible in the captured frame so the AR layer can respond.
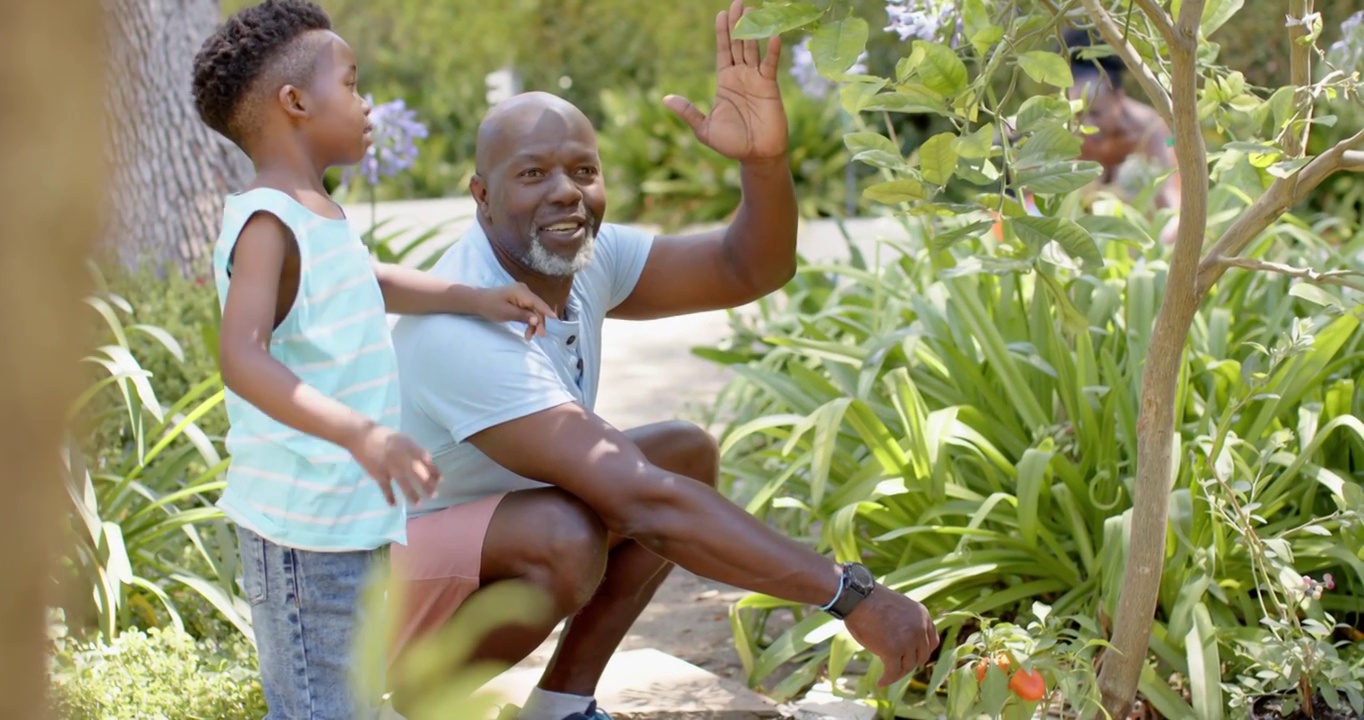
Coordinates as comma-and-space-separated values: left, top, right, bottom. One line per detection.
826, 562, 875, 620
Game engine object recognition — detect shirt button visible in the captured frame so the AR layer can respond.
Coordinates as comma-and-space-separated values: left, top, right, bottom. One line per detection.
567, 335, 577, 345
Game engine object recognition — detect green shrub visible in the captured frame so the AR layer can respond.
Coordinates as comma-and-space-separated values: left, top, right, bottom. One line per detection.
50, 623, 265, 720
704, 208, 1364, 715
61, 267, 249, 643
86, 265, 225, 458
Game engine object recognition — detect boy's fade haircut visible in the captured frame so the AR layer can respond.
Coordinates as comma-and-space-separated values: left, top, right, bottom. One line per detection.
191, 0, 333, 148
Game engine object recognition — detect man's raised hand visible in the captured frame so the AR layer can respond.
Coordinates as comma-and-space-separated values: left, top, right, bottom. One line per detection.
663, 0, 789, 164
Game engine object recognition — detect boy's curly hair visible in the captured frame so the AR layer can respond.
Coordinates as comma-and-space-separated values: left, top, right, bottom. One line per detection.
191, 0, 332, 147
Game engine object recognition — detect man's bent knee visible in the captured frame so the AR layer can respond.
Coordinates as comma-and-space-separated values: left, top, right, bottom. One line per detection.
637, 420, 720, 488
492, 489, 609, 613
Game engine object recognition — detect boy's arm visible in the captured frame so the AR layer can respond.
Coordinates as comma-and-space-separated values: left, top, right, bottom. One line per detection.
371, 260, 552, 338
219, 214, 437, 504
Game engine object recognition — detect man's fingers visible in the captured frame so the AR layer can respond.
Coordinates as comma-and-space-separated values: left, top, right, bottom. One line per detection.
729, 0, 746, 66
878, 654, 909, 688
663, 95, 706, 136
715, 10, 733, 68
760, 35, 781, 78
742, 7, 759, 67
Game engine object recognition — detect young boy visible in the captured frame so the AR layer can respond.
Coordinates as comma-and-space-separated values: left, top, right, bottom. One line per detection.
190, 2, 552, 716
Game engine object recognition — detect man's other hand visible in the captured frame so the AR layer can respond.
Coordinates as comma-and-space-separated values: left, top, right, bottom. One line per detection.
843, 585, 940, 688
662, 0, 788, 164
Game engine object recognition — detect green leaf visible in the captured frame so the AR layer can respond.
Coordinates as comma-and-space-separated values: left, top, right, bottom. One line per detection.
129, 324, 185, 363
1012, 216, 1103, 271
955, 124, 995, 159
946, 665, 979, 715
1017, 123, 1082, 167
930, 220, 995, 252
919, 132, 959, 186
913, 41, 969, 97
839, 78, 886, 114
969, 26, 1004, 57
1186, 604, 1224, 720
1077, 215, 1154, 247
962, 0, 990, 39
864, 179, 927, 204
1014, 160, 1104, 194
1289, 283, 1344, 310
810, 17, 868, 77
731, 2, 822, 39
863, 88, 950, 116
979, 661, 1011, 712
1016, 96, 1073, 128
1017, 51, 1074, 88
962, 0, 1001, 56
1199, 0, 1244, 36
843, 131, 899, 157
851, 149, 907, 172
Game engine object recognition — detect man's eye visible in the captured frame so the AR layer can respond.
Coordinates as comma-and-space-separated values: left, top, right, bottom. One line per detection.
576, 167, 598, 176
520, 169, 543, 178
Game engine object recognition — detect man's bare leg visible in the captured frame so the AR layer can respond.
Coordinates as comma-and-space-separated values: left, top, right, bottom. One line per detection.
534, 420, 720, 695
389, 488, 609, 715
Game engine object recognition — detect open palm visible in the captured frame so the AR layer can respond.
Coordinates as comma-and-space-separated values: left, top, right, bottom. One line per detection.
664, 0, 789, 162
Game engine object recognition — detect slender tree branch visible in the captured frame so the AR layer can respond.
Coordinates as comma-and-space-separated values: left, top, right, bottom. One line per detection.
1078, 0, 1174, 125
1093, 2, 1207, 718
1132, 0, 1175, 45
1213, 256, 1364, 293
1344, 150, 1364, 172
1283, 0, 1314, 157
1195, 128, 1364, 295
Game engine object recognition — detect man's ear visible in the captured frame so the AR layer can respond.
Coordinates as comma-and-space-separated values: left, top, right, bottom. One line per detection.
470, 174, 491, 218
278, 84, 308, 120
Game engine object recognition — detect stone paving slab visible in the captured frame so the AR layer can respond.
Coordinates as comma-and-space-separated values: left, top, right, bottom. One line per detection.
478, 648, 782, 720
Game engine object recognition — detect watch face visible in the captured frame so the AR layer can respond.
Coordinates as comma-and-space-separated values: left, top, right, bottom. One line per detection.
847, 563, 875, 593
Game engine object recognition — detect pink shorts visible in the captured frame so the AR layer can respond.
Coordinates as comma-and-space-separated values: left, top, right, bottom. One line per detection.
387, 493, 506, 666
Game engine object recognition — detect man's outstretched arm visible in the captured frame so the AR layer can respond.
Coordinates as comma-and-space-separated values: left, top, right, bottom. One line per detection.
466, 400, 939, 685
608, 0, 798, 321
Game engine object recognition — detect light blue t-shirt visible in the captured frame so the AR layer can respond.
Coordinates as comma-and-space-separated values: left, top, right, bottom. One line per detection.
391, 221, 654, 515
212, 188, 406, 551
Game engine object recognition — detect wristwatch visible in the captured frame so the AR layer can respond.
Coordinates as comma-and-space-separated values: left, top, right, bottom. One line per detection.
825, 562, 876, 620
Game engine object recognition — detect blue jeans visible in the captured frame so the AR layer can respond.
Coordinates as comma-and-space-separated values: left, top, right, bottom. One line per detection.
238, 525, 386, 720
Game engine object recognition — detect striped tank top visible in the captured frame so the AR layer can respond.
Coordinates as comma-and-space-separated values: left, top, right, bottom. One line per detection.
211, 188, 405, 551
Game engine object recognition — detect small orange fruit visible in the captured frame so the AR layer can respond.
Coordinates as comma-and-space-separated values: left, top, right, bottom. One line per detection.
1008, 667, 1046, 702
974, 653, 1012, 683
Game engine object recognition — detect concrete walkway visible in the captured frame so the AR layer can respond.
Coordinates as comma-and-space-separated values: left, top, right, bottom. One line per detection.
346, 196, 917, 431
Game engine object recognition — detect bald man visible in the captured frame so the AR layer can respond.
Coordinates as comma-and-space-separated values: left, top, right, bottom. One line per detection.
385, 3, 938, 718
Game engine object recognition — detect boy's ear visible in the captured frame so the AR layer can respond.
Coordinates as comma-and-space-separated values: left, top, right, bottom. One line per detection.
278, 84, 308, 120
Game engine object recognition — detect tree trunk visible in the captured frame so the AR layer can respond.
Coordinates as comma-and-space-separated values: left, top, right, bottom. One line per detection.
103, 0, 251, 276
0, 1, 106, 717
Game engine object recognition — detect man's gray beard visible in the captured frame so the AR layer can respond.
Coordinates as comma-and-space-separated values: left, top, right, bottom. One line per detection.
524, 227, 597, 277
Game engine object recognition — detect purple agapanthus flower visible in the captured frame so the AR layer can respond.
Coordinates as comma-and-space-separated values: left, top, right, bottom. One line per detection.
342, 95, 429, 189
1328, 11, 1364, 71
789, 35, 869, 99
884, 0, 956, 43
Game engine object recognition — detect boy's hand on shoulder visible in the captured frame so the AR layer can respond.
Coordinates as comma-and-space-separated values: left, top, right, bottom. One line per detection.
477, 282, 553, 340
344, 423, 440, 506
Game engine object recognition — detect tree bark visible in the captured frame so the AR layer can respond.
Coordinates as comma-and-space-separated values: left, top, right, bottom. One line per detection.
1089, 0, 1209, 717
103, 0, 251, 276
0, 1, 106, 718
